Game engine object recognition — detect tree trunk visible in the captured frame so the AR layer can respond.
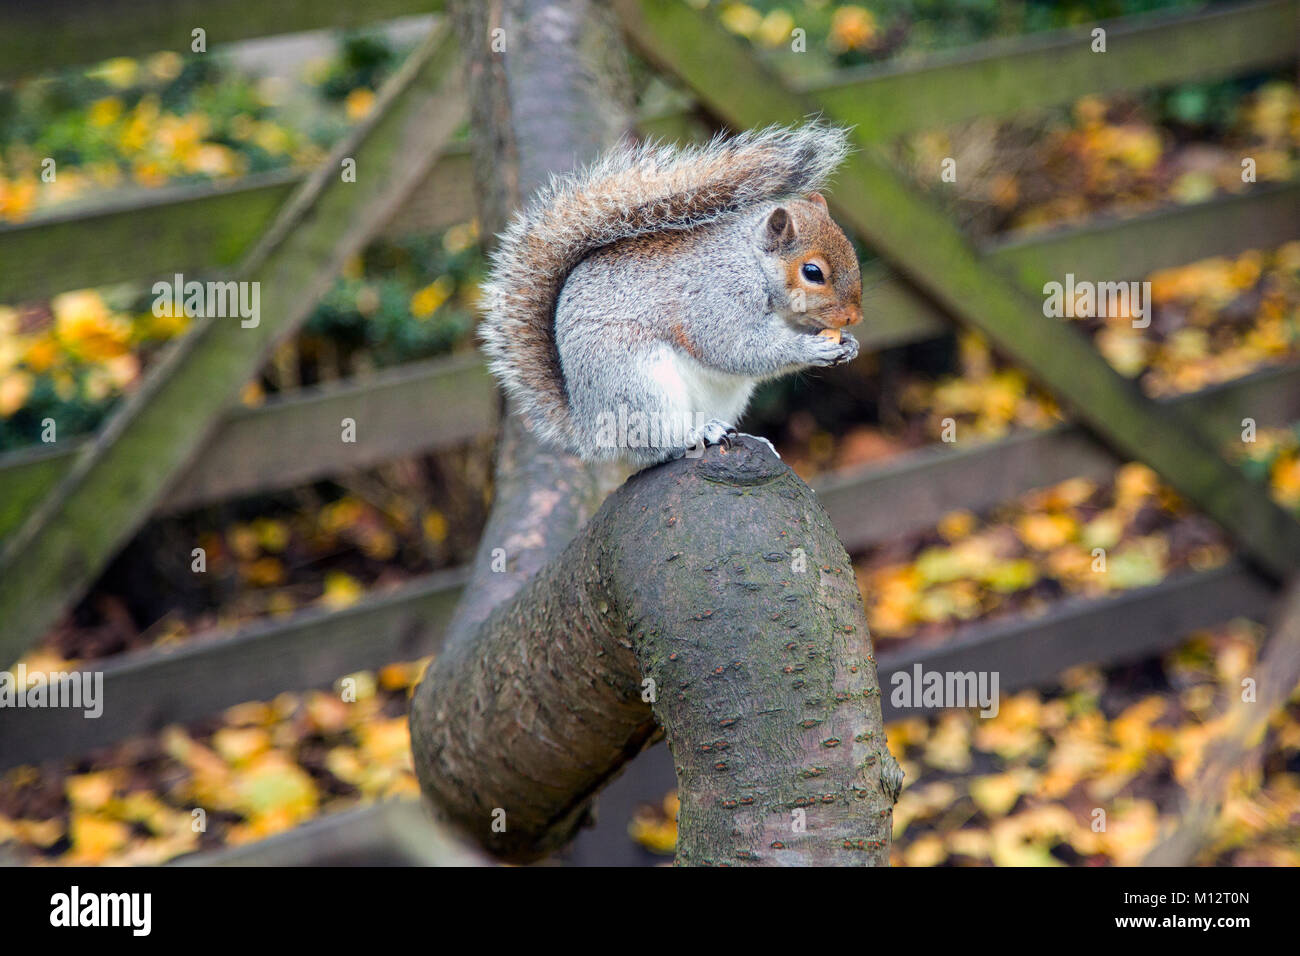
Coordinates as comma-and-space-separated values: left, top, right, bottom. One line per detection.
409, 0, 901, 866
437, 0, 632, 650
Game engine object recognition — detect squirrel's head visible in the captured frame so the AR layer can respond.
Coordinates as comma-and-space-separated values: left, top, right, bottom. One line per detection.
757, 193, 862, 332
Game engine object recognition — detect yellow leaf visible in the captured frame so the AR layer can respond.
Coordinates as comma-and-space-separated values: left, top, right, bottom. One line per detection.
305, 690, 351, 733
242, 556, 284, 587
970, 771, 1029, 817
923, 713, 972, 772
229, 752, 318, 823
423, 510, 449, 545
1015, 512, 1078, 551
69, 813, 131, 863
378, 661, 418, 691
947, 828, 992, 860
212, 727, 272, 766
336, 669, 376, 701
409, 275, 455, 319
936, 509, 976, 542
757, 10, 795, 48
344, 87, 375, 121
12, 817, 62, 848
1115, 463, 1159, 503
88, 96, 123, 127
322, 571, 363, 609
65, 771, 122, 811
828, 5, 877, 52
980, 558, 1039, 593
1108, 538, 1167, 590
224, 701, 275, 726
252, 517, 290, 553
357, 717, 412, 768
718, 3, 762, 37
0, 371, 33, 418
1081, 511, 1124, 551
325, 746, 366, 786
442, 221, 478, 254
903, 833, 946, 867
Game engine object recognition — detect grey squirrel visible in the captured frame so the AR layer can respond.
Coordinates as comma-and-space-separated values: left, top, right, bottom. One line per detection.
480, 122, 863, 466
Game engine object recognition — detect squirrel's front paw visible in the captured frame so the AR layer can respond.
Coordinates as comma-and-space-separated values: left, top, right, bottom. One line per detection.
805, 330, 859, 367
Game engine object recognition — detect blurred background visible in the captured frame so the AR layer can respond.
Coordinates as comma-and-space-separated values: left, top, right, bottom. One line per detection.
0, 0, 1298, 866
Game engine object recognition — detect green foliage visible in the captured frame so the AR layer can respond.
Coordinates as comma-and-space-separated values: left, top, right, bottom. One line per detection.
316, 32, 398, 102
303, 229, 485, 371
0, 375, 110, 451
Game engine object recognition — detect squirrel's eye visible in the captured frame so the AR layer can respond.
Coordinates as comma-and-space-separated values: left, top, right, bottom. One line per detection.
801, 263, 825, 284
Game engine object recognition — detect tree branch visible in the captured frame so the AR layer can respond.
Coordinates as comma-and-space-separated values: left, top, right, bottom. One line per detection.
411, 439, 901, 864
438, 0, 632, 652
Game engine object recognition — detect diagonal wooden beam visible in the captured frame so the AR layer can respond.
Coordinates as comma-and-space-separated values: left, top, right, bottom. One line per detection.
617, 0, 1300, 581
0, 22, 465, 665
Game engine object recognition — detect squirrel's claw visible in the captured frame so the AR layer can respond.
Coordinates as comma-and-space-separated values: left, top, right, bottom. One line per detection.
826, 330, 859, 367
804, 329, 860, 368
681, 422, 780, 461
682, 419, 738, 458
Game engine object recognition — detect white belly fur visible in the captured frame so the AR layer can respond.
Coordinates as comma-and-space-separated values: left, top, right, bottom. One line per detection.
646, 345, 754, 427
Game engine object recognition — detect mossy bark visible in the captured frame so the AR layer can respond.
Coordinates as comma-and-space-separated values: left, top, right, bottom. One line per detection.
410, 438, 901, 864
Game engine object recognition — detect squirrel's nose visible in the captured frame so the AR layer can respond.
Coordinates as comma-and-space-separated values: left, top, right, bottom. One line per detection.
827, 306, 862, 328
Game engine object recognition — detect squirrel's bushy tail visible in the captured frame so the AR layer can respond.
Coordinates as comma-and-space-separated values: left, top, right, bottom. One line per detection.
479, 121, 852, 449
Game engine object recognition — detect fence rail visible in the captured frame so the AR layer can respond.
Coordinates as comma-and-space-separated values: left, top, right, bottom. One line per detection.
0, 353, 495, 538
0, 552, 1270, 770
0, 149, 475, 305
821, 362, 1300, 552
810, 0, 1298, 143
169, 798, 482, 866
5, 359, 1296, 768
0, 0, 441, 81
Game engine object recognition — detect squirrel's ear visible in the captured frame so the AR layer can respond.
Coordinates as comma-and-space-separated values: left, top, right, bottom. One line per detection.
765, 206, 795, 248
807, 191, 828, 209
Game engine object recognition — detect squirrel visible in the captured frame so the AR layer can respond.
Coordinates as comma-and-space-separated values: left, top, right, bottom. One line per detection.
479, 122, 863, 467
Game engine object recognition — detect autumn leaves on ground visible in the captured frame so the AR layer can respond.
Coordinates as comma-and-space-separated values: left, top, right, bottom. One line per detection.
2, 1, 1299, 864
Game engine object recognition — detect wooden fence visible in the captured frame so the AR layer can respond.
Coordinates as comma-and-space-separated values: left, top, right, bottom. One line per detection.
1, 0, 1298, 864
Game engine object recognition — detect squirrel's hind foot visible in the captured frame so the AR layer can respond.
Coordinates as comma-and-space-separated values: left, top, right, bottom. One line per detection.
679, 420, 780, 461
678, 419, 737, 459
